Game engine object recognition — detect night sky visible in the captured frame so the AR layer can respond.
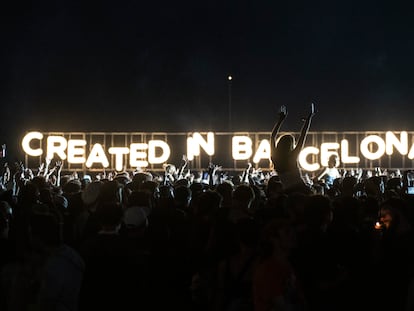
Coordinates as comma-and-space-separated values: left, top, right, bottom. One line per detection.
2, 0, 414, 157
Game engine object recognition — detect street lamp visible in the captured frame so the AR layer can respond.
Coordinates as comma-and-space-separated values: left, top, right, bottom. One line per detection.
227, 75, 232, 131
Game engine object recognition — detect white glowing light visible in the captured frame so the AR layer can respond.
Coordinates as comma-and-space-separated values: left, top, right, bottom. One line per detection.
47, 136, 68, 160
320, 143, 340, 167
253, 139, 271, 164
130, 143, 149, 168
186, 137, 195, 161
232, 136, 253, 160
85, 143, 109, 168
386, 131, 408, 155
360, 135, 386, 160
408, 144, 414, 160
21, 131, 414, 172
187, 132, 215, 161
108, 147, 130, 171
340, 139, 360, 164
22, 131, 44, 157
67, 140, 87, 164
148, 140, 171, 164
298, 146, 320, 171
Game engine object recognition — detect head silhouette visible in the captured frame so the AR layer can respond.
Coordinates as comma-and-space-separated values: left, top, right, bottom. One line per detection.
328, 154, 339, 168
277, 134, 295, 152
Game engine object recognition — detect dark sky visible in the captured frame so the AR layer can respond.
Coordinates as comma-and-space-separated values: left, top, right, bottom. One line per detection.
2, 0, 414, 149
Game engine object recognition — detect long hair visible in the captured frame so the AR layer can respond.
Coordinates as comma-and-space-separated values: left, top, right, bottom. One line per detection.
273, 135, 296, 171
276, 134, 295, 153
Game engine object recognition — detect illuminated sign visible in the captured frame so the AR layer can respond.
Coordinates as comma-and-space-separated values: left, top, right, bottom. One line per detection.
21, 131, 414, 172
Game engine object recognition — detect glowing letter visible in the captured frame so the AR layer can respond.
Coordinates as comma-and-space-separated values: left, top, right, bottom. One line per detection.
360, 135, 386, 160
130, 143, 149, 168
341, 139, 360, 164
232, 136, 253, 160
386, 131, 408, 155
320, 143, 339, 167
109, 147, 130, 171
298, 147, 320, 171
148, 140, 171, 164
253, 139, 271, 163
22, 131, 43, 157
187, 137, 195, 161
187, 132, 215, 161
47, 136, 68, 160
408, 143, 414, 160
86, 143, 109, 168
67, 139, 86, 164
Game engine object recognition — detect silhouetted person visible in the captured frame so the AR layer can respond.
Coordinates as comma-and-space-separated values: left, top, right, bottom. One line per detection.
271, 103, 316, 194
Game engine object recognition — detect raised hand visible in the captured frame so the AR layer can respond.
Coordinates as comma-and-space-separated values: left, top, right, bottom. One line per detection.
55, 160, 63, 173
213, 164, 222, 173
300, 102, 317, 123
43, 157, 52, 177
245, 162, 253, 176
45, 166, 57, 181
279, 105, 288, 120
309, 102, 317, 117
208, 162, 222, 175
45, 157, 52, 166
55, 160, 63, 187
178, 155, 189, 179
37, 162, 45, 176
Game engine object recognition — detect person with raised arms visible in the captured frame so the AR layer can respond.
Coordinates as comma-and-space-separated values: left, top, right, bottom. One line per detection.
270, 103, 316, 194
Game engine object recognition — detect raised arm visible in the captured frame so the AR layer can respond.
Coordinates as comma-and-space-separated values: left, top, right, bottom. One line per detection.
55, 160, 63, 187
295, 102, 316, 152
271, 105, 288, 147
43, 157, 51, 177
177, 154, 189, 179
241, 162, 252, 184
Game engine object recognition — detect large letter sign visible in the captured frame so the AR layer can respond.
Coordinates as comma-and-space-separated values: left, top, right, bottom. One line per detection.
21, 131, 414, 172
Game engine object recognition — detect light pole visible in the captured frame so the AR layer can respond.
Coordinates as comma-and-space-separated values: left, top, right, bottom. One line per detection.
227, 75, 232, 131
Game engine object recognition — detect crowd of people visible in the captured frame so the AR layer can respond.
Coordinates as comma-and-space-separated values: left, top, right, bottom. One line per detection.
1, 106, 414, 311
